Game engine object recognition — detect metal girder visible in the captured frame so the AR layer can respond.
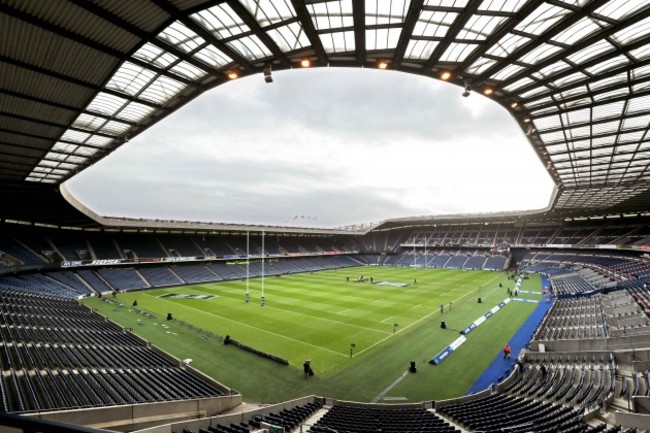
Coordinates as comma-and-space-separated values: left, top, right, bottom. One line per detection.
391, 0, 424, 69
227, 0, 293, 68
424, 0, 482, 72
352, 0, 365, 65
291, 0, 328, 64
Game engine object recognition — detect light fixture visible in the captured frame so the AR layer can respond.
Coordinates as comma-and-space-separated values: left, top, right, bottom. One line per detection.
523, 117, 531, 123
264, 63, 273, 83
227, 71, 239, 80
377, 60, 389, 70
510, 101, 519, 108
483, 87, 494, 96
440, 71, 451, 80
526, 125, 537, 135
300, 59, 311, 68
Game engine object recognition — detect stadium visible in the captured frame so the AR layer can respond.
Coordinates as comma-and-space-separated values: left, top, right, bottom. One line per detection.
2, 0, 650, 432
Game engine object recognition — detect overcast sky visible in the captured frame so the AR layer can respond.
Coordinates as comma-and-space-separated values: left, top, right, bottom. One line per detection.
66, 67, 555, 228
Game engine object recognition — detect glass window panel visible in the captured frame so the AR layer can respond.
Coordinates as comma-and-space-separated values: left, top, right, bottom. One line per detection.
107, 62, 156, 96
319, 31, 355, 53
74, 146, 100, 157
532, 114, 561, 130
503, 77, 533, 92
567, 126, 591, 139
366, 27, 402, 50
117, 102, 155, 123
486, 33, 530, 57
616, 143, 640, 153
539, 131, 565, 143
227, 35, 273, 60
307, 0, 353, 31
52, 143, 78, 154
132, 43, 178, 68
553, 17, 608, 45
524, 96, 553, 110
267, 22, 310, 52
552, 71, 587, 88
365, 0, 410, 26
64, 155, 87, 164
591, 136, 615, 146
629, 44, 650, 62
466, 56, 497, 74
611, 16, 650, 46
85, 135, 112, 147
518, 43, 563, 65
239, 0, 296, 27
158, 21, 205, 53
622, 115, 650, 130
490, 63, 525, 81
60, 130, 90, 143
479, 0, 527, 13
169, 61, 207, 80
86, 92, 128, 117
566, 39, 615, 65
589, 72, 628, 92
413, 11, 457, 37
555, 85, 589, 101
592, 120, 620, 135
191, 4, 249, 39
439, 42, 478, 62
514, 3, 570, 36
619, 130, 646, 142
632, 64, 650, 80
560, 97, 592, 111
405, 40, 439, 60
195, 46, 233, 69
457, 15, 507, 41
593, 87, 629, 102
584, 55, 630, 76
519, 86, 548, 99
139, 76, 187, 104
593, 100, 625, 120
424, 0, 468, 6
100, 120, 130, 136
72, 114, 106, 132
39, 158, 59, 167
531, 60, 571, 80
627, 95, 650, 115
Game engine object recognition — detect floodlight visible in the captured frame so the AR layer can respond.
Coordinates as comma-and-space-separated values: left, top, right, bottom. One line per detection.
227, 71, 239, 80
462, 80, 472, 97
300, 59, 311, 68
377, 61, 388, 69
440, 71, 451, 80
483, 87, 494, 95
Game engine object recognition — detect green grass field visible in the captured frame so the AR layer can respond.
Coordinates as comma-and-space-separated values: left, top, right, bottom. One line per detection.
84, 266, 542, 403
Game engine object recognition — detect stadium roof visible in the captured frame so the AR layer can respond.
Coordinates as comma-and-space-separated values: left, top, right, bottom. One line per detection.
2, 0, 650, 227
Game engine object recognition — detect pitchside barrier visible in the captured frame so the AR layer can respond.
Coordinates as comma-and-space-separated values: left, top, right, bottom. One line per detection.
430, 298, 512, 365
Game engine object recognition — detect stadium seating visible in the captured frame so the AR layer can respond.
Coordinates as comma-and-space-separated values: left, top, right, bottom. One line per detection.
311, 404, 459, 433
0, 289, 225, 413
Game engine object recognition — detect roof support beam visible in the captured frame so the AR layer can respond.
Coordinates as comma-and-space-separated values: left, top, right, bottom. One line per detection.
352, 0, 366, 65
291, 0, 329, 65
391, 0, 424, 68
424, 0, 482, 72
226, 0, 293, 68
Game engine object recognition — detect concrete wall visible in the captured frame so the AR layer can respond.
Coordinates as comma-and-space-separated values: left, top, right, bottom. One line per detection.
28, 395, 241, 432
134, 395, 321, 433
616, 411, 650, 430
434, 389, 492, 409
